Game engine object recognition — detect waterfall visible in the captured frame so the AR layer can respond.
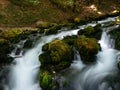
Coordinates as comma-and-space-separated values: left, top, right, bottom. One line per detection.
3, 16, 120, 90
59, 26, 120, 90
4, 29, 80, 90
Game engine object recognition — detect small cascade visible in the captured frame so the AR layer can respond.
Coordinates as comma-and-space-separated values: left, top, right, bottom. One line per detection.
2, 16, 120, 90
4, 28, 80, 90
59, 28, 119, 90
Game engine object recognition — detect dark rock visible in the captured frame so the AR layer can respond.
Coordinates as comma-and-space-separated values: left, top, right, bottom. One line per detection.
78, 24, 102, 40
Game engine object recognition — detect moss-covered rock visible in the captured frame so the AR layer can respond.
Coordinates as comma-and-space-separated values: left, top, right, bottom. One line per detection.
0, 28, 38, 66
74, 36, 100, 63
78, 24, 102, 40
40, 38, 72, 90
40, 71, 53, 90
44, 25, 61, 35
39, 39, 73, 72
40, 70, 59, 90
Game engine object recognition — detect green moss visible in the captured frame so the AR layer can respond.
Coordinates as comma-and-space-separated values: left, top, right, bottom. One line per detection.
40, 71, 53, 90
39, 40, 73, 71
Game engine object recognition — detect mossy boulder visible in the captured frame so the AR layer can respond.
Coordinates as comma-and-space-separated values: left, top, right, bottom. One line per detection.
75, 36, 100, 63
39, 40, 73, 72
78, 24, 102, 40
39, 39, 73, 90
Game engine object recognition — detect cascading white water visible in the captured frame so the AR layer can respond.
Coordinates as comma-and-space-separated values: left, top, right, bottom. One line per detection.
4, 28, 80, 90
58, 23, 120, 90
3, 16, 120, 90
77, 31, 118, 90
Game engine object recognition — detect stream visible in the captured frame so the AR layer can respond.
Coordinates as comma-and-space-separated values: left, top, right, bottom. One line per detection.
2, 16, 120, 90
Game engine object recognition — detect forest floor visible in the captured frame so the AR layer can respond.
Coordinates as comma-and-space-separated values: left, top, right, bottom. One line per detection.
0, 0, 120, 28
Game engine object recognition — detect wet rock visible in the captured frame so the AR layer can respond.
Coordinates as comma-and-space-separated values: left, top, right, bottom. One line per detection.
78, 24, 102, 40
74, 36, 100, 63
39, 40, 73, 71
